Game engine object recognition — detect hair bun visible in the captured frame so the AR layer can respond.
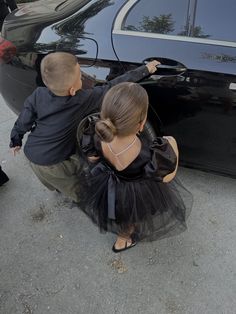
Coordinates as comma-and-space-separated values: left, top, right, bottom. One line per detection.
95, 118, 116, 142
103, 118, 116, 133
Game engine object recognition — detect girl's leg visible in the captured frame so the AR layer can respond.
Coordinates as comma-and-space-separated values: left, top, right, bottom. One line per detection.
113, 225, 136, 251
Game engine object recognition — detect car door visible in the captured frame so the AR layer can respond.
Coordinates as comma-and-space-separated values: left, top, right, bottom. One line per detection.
112, 0, 236, 177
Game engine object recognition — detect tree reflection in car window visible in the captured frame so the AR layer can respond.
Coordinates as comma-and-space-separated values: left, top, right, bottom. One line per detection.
193, 0, 236, 42
122, 0, 235, 42
122, 0, 190, 35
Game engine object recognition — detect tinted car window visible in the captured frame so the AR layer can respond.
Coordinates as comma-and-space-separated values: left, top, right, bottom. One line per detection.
122, 0, 236, 43
122, 0, 190, 35
192, 0, 236, 42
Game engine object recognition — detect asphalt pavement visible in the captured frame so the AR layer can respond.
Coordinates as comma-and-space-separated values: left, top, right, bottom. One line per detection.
0, 94, 235, 314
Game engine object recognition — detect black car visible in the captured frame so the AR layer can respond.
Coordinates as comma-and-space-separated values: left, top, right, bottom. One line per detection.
0, 0, 236, 177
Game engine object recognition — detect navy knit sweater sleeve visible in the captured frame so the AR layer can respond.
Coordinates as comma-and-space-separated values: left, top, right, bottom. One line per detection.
10, 90, 37, 147
84, 65, 149, 114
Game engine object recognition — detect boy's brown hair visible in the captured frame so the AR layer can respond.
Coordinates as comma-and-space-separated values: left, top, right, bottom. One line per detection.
40, 52, 78, 95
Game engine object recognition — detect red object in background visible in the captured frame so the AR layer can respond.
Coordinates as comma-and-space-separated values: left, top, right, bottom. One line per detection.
0, 37, 16, 63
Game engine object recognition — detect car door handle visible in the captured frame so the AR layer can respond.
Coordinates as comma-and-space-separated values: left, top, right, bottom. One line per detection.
143, 58, 187, 75
156, 64, 187, 73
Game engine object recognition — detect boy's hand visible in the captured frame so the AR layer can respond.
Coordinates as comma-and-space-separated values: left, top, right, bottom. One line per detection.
11, 146, 21, 156
145, 60, 161, 74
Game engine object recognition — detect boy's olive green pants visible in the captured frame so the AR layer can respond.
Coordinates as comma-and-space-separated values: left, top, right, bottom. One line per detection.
29, 154, 81, 203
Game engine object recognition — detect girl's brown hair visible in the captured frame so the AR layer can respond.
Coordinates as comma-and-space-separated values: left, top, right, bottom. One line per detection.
95, 82, 149, 142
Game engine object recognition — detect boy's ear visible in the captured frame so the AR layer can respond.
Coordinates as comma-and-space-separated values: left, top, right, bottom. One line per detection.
69, 87, 76, 96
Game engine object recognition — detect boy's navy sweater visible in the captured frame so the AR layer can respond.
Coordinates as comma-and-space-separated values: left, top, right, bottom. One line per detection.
10, 65, 150, 165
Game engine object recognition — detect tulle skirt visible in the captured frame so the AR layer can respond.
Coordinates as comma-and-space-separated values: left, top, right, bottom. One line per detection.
77, 163, 192, 242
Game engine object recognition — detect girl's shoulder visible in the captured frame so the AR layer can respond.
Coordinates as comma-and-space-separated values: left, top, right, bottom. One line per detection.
141, 137, 177, 179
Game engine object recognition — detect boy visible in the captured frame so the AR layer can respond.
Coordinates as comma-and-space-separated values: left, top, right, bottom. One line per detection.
10, 52, 159, 202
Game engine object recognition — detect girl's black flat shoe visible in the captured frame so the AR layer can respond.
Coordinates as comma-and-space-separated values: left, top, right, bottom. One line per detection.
112, 238, 137, 253
0, 168, 9, 186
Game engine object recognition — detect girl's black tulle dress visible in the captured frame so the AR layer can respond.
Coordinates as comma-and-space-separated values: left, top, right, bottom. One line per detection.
76, 116, 192, 242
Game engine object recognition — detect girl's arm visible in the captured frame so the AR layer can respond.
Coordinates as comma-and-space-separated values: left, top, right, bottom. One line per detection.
162, 136, 179, 183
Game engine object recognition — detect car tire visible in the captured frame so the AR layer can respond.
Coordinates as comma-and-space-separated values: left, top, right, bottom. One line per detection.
140, 120, 157, 143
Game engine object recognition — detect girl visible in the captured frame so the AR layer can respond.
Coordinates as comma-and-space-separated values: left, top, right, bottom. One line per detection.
77, 82, 192, 253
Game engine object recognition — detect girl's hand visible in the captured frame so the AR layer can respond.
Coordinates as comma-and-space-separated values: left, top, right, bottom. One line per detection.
162, 136, 179, 183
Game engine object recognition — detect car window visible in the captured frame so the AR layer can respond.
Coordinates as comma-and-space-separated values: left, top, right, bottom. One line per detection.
192, 0, 236, 42
122, 0, 190, 36
121, 0, 236, 43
